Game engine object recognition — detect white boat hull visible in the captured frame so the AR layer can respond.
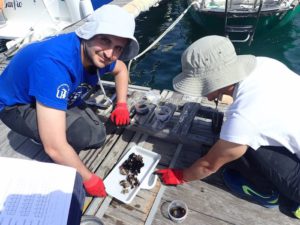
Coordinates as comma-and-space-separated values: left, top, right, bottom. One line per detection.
0, 0, 94, 40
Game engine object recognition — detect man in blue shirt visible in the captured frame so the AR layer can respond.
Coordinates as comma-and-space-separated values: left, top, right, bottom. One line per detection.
0, 5, 139, 198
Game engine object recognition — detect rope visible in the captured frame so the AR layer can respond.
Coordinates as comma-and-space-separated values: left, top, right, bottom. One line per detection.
127, 0, 200, 77
96, 69, 113, 105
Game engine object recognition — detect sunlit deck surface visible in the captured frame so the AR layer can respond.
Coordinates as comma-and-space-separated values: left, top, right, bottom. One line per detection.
0, 79, 299, 225
1, 1, 300, 224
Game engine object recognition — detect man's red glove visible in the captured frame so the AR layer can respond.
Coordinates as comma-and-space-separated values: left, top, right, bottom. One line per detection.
83, 174, 107, 197
110, 102, 130, 126
155, 168, 186, 185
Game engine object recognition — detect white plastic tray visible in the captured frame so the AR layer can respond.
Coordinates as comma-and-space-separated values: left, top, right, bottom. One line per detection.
104, 145, 161, 204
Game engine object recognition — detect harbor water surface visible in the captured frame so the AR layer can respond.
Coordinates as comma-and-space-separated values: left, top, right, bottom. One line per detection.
120, 0, 300, 91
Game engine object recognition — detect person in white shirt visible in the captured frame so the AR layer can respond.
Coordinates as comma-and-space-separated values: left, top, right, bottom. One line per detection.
156, 35, 300, 218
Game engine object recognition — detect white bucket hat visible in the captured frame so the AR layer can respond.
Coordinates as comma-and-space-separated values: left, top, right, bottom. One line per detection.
75, 4, 139, 61
173, 35, 256, 97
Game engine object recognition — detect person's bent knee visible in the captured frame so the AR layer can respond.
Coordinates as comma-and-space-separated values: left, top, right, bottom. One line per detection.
87, 121, 106, 149
66, 115, 106, 151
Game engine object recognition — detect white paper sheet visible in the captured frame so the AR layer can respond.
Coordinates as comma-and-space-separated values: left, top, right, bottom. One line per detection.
0, 157, 76, 225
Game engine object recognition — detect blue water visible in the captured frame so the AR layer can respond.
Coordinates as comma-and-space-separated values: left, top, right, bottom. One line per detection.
127, 0, 300, 90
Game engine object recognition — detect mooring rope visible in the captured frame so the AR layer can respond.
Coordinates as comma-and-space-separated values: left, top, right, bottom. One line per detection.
127, 0, 200, 78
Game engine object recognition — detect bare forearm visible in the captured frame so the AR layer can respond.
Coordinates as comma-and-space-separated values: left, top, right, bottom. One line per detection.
115, 74, 128, 103
45, 144, 92, 181
113, 60, 129, 103
182, 159, 216, 181
36, 103, 94, 181
182, 140, 248, 182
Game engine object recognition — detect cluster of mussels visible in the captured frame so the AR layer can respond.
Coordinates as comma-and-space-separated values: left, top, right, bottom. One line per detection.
119, 153, 144, 194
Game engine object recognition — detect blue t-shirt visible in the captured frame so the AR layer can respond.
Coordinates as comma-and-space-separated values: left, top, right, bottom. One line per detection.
91, 0, 112, 9
0, 32, 116, 111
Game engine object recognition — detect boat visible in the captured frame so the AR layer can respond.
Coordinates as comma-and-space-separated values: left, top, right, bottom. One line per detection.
188, 0, 300, 44
0, 0, 112, 52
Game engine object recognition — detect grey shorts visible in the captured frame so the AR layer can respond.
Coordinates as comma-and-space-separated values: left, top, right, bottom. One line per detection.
0, 104, 106, 151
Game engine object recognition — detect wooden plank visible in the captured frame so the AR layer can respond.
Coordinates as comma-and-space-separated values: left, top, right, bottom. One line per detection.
91, 133, 149, 217
0, 128, 34, 159
102, 205, 145, 225
104, 181, 161, 223
142, 136, 177, 167
96, 133, 152, 220
99, 135, 177, 225
79, 112, 127, 167
82, 127, 128, 171
145, 143, 184, 225
2, 80, 293, 225
127, 90, 221, 147
83, 129, 135, 215
0, 121, 9, 143
127, 122, 214, 147
84, 130, 148, 215
171, 102, 201, 135
151, 141, 299, 225
0, 122, 51, 161
96, 130, 136, 178
101, 177, 160, 225
152, 180, 299, 225
161, 90, 201, 107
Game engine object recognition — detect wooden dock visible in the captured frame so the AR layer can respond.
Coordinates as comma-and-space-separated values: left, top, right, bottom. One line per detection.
0, 1, 299, 224
0, 80, 299, 225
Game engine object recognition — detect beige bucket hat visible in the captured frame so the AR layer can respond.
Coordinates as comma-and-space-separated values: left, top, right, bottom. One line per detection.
75, 4, 139, 61
173, 35, 256, 97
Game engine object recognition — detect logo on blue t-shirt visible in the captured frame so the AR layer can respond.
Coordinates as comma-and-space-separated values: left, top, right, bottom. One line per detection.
56, 84, 70, 99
